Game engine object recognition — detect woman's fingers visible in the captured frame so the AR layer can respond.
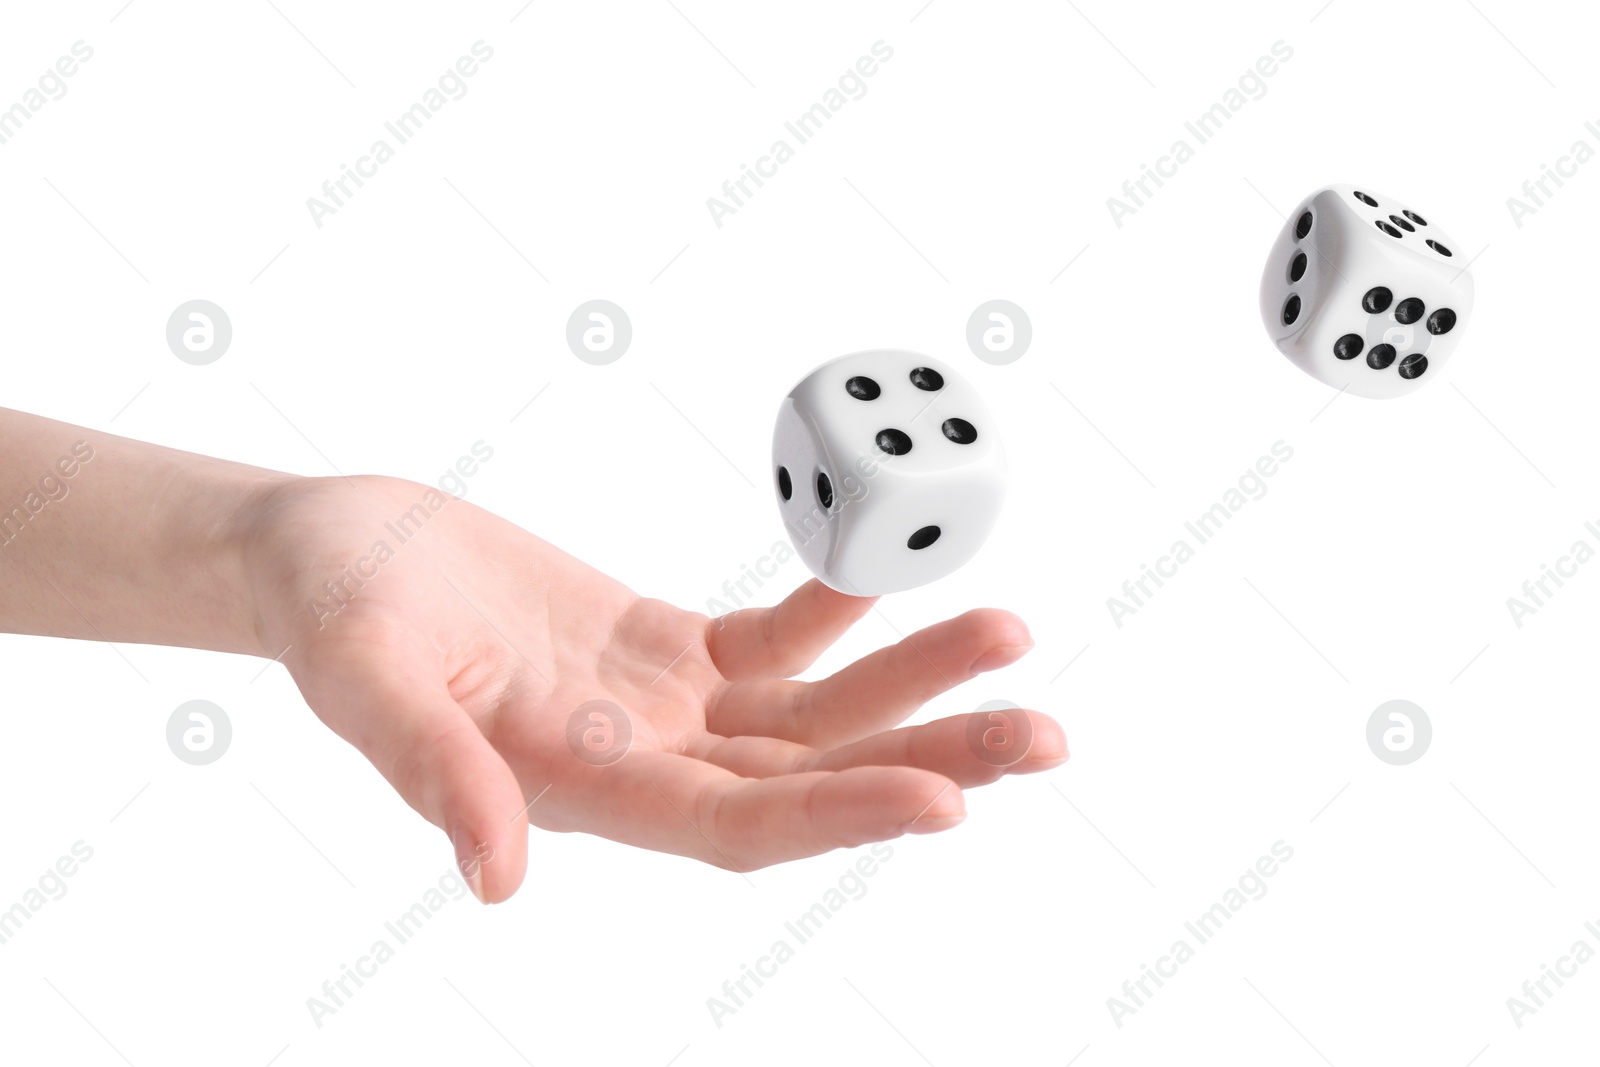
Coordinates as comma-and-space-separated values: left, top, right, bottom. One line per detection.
808, 708, 1066, 780
689, 706, 1066, 785
703, 765, 965, 870
567, 751, 964, 871
704, 579, 875, 681
300, 656, 530, 903
707, 607, 1032, 747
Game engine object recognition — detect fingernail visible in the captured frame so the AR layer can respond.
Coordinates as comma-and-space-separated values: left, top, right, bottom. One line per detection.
971, 643, 1033, 674
1023, 737, 1070, 768
452, 827, 487, 904
905, 787, 965, 834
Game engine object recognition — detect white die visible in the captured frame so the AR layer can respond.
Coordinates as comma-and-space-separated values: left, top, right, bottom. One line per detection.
1259, 183, 1474, 399
772, 351, 1006, 596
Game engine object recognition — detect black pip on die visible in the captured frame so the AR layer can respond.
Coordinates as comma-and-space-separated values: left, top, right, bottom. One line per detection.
772, 352, 1006, 596
1260, 184, 1474, 399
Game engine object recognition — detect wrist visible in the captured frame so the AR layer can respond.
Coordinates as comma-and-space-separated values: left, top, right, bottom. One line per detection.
191, 464, 304, 659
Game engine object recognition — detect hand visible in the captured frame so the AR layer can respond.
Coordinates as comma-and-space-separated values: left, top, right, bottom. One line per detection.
240, 475, 1067, 902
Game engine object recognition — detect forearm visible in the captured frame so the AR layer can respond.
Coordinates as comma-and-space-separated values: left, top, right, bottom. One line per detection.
0, 407, 290, 657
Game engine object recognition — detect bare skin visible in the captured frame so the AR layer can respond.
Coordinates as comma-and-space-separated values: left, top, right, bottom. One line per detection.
0, 408, 1066, 902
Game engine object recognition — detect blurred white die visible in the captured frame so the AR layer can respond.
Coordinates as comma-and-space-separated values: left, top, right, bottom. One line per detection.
772, 351, 1005, 596
1259, 184, 1473, 399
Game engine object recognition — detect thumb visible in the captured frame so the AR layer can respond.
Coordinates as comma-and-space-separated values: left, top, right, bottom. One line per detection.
308, 668, 530, 903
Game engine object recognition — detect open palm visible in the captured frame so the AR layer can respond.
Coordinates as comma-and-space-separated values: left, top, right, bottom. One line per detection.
243, 475, 1065, 902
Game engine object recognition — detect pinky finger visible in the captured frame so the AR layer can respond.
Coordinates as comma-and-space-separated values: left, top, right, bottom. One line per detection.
705, 765, 967, 870
602, 754, 966, 872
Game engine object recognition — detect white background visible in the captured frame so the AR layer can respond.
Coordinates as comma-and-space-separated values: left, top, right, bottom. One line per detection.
2, 1, 1597, 1063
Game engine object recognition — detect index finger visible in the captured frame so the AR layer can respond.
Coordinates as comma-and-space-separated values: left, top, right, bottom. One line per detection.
705, 578, 875, 681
